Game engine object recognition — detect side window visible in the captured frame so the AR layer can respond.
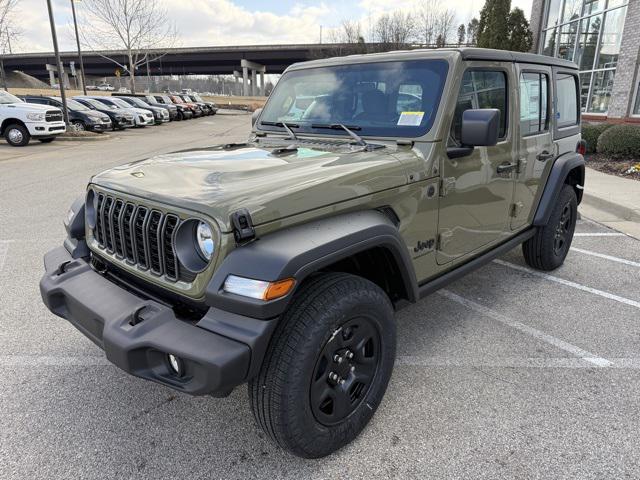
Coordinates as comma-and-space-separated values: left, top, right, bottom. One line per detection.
450, 70, 508, 145
556, 73, 579, 127
520, 72, 549, 135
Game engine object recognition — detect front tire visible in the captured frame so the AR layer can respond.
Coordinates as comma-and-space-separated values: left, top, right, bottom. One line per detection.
4, 124, 30, 146
249, 273, 396, 458
523, 184, 577, 271
71, 120, 85, 132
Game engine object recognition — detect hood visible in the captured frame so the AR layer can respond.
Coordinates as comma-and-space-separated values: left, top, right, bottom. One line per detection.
1, 103, 59, 112
91, 144, 411, 232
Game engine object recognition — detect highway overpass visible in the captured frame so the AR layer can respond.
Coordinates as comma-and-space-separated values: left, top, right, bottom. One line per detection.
1, 44, 381, 80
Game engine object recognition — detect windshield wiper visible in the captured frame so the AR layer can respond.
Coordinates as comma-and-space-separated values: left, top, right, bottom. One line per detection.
311, 123, 370, 147
260, 121, 299, 140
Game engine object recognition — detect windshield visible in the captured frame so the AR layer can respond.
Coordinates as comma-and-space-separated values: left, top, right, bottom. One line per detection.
80, 98, 108, 110
193, 94, 204, 102
145, 95, 158, 104
259, 59, 448, 138
128, 97, 149, 108
0, 91, 23, 104
159, 95, 172, 103
63, 99, 90, 111
109, 98, 132, 109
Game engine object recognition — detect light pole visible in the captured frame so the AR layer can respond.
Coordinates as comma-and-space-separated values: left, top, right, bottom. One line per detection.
70, 0, 87, 95
46, 0, 70, 126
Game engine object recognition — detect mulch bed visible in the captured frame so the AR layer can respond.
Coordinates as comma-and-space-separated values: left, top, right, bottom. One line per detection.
585, 154, 640, 181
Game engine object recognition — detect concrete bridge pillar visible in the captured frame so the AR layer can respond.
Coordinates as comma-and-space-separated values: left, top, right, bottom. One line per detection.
46, 63, 70, 88
240, 59, 266, 97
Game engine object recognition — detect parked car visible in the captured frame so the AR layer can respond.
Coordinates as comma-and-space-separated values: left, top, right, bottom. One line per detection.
22, 95, 112, 133
114, 96, 170, 124
117, 87, 131, 94
73, 97, 134, 130
86, 85, 98, 91
184, 94, 218, 115
40, 48, 586, 459
84, 96, 154, 127
170, 95, 204, 117
96, 83, 115, 91
154, 94, 192, 120
0, 90, 65, 146
138, 95, 179, 120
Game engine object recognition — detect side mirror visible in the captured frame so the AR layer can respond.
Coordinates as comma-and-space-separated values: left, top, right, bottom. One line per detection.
447, 108, 501, 159
251, 107, 263, 127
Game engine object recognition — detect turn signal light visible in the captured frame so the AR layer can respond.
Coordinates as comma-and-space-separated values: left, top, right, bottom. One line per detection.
264, 278, 296, 301
576, 140, 587, 156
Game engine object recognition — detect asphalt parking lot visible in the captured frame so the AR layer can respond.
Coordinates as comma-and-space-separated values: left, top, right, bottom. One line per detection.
1, 115, 639, 479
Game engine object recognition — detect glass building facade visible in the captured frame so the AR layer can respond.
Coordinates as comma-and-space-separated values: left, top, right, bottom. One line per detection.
539, 0, 628, 114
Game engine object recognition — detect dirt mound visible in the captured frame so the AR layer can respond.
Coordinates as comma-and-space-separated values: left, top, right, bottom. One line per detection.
5, 71, 49, 88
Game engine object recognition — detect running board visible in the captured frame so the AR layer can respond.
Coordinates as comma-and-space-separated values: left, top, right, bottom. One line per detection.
417, 228, 536, 300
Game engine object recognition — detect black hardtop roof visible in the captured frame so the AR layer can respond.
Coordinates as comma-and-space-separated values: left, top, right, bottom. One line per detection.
449, 47, 578, 69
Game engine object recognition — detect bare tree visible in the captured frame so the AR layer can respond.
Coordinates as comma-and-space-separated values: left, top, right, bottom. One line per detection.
417, 0, 440, 45
326, 20, 367, 56
77, 0, 177, 93
0, 0, 18, 53
374, 11, 415, 50
457, 24, 466, 46
417, 0, 456, 46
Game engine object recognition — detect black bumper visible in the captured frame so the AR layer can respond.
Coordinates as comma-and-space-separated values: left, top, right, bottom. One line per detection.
40, 246, 277, 396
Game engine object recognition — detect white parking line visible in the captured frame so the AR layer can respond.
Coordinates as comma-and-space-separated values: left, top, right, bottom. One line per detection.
438, 289, 612, 367
0, 355, 111, 366
494, 259, 640, 310
396, 356, 640, 369
0, 240, 10, 273
574, 232, 627, 237
571, 247, 640, 268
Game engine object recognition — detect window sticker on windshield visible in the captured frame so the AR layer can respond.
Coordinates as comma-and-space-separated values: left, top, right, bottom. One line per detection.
397, 111, 424, 126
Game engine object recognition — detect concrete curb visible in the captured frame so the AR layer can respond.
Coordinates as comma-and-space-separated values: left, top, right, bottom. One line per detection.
582, 192, 640, 223
55, 134, 111, 142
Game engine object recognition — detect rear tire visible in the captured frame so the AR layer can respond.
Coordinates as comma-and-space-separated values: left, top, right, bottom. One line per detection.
523, 184, 577, 271
249, 273, 396, 458
71, 120, 85, 132
4, 123, 30, 146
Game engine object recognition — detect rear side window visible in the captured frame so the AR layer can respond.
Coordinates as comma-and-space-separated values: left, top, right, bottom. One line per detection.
450, 70, 508, 145
520, 72, 549, 135
556, 73, 579, 127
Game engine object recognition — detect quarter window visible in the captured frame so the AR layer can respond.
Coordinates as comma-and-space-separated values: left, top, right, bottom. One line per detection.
556, 73, 579, 127
450, 70, 508, 145
520, 72, 549, 135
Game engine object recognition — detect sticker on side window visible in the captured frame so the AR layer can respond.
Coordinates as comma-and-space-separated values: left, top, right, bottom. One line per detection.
397, 111, 424, 126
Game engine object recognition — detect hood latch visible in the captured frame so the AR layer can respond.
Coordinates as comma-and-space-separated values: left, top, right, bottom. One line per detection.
231, 209, 256, 245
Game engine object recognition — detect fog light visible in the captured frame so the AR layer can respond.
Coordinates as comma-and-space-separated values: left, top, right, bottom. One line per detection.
167, 354, 184, 376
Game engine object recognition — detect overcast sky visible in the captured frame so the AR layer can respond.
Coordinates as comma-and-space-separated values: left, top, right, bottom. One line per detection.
13, 0, 534, 53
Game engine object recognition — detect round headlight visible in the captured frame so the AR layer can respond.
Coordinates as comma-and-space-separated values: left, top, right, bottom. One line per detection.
196, 222, 214, 261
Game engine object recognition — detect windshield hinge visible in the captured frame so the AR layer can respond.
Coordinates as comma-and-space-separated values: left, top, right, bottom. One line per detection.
230, 209, 256, 246
440, 177, 456, 197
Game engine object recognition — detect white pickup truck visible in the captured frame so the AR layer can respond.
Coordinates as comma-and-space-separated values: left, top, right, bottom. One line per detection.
0, 90, 66, 146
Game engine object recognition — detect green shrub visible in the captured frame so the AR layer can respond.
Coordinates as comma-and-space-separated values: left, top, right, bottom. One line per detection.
597, 124, 640, 159
581, 122, 612, 154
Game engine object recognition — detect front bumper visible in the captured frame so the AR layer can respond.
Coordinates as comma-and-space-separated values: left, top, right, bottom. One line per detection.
87, 122, 112, 132
26, 121, 66, 136
40, 246, 276, 396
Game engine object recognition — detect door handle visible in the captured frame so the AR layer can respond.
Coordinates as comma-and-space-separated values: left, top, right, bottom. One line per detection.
536, 151, 554, 161
497, 162, 517, 174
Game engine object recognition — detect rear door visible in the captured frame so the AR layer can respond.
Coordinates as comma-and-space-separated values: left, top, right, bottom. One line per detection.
511, 64, 555, 229
437, 64, 516, 265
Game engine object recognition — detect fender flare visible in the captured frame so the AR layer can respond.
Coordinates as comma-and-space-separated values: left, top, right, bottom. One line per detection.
533, 152, 585, 227
205, 210, 419, 319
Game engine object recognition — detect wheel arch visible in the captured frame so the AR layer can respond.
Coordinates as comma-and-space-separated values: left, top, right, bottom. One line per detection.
205, 210, 419, 319
1, 118, 26, 135
533, 152, 585, 227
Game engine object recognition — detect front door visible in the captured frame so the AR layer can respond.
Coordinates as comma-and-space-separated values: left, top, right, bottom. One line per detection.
437, 66, 516, 265
511, 64, 555, 230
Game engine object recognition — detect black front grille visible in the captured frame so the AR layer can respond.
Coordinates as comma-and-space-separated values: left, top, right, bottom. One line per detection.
93, 194, 181, 281
45, 110, 63, 122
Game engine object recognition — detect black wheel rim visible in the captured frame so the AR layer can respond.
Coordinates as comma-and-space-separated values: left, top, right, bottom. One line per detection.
554, 201, 573, 256
310, 317, 381, 427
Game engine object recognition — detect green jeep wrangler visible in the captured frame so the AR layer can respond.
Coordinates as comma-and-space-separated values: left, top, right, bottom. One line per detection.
41, 48, 585, 458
